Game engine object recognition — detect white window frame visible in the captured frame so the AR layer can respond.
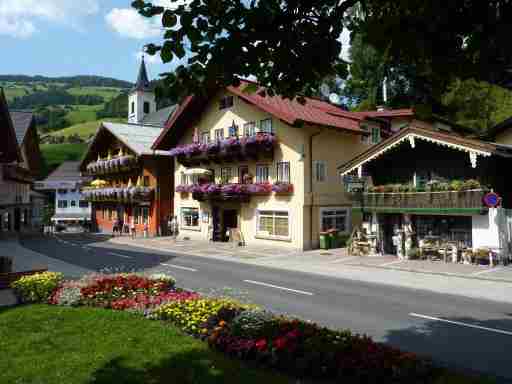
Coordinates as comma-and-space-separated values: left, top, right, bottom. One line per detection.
319, 207, 350, 234
201, 131, 210, 144
260, 118, 273, 134
181, 207, 200, 229
256, 209, 291, 240
214, 128, 224, 141
256, 164, 270, 183
220, 167, 232, 184
276, 161, 290, 183
313, 160, 327, 182
57, 200, 68, 209
243, 122, 256, 137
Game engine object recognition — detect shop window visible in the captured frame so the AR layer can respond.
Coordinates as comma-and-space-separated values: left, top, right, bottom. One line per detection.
219, 95, 234, 110
180, 172, 188, 185
134, 207, 140, 224
277, 162, 290, 183
258, 211, 289, 238
181, 207, 199, 227
214, 128, 224, 141
79, 201, 89, 208
201, 131, 210, 144
70, 200, 76, 207
243, 122, 256, 136
320, 208, 348, 233
256, 165, 269, 183
221, 167, 232, 184
313, 160, 327, 182
58, 200, 68, 209
142, 207, 150, 224
260, 118, 273, 134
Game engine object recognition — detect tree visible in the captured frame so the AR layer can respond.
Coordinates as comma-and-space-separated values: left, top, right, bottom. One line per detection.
134, 1, 512, 109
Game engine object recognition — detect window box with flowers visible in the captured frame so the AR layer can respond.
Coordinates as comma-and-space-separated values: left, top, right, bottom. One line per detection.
272, 182, 293, 194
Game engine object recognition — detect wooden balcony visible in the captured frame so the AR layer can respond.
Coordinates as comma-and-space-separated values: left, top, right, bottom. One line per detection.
358, 189, 488, 215
82, 186, 154, 203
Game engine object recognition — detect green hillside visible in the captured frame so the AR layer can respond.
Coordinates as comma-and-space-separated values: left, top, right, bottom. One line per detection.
46, 118, 125, 140
40, 143, 88, 178
68, 86, 124, 101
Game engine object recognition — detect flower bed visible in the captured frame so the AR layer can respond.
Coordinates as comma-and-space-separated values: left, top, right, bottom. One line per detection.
7, 271, 449, 383
169, 133, 276, 163
82, 186, 154, 202
86, 155, 137, 175
175, 182, 289, 200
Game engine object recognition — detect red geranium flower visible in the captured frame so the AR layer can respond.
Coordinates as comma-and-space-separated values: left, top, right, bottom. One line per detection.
255, 339, 267, 352
274, 337, 287, 350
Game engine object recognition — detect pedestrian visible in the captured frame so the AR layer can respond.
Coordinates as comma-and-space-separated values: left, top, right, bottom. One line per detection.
167, 216, 173, 236
143, 221, 149, 238
170, 216, 178, 240
130, 220, 136, 239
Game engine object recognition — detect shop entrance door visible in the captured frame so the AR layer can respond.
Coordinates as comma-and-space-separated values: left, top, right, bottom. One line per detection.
223, 209, 238, 241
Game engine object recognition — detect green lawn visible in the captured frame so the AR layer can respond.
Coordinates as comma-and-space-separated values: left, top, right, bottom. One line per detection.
0, 305, 291, 384
47, 118, 125, 140
2, 86, 30, 101
68, 86, 125, 101
64, 104, 104, 125
41, 143, 88, 177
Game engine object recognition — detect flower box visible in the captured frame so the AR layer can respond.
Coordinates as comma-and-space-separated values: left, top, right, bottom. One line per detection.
272, 183, 293, 194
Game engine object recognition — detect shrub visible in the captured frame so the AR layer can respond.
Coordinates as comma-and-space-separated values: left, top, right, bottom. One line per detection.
461, 179, 481, 191
11, 272, 63, 303
231, 309, 276, 338
49, 286, 82, 306
450, 180, 464, 191
153, 297, 248, 335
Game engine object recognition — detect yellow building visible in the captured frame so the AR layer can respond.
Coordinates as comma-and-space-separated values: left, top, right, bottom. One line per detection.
152, 81, 413, 249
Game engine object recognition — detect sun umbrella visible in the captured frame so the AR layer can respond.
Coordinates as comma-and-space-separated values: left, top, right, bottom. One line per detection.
184, 168, 212, 176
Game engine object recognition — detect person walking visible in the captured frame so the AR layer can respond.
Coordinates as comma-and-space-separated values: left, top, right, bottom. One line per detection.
130, 219, 136, 239
143, 221, 149, 238
170, 216, 178, 240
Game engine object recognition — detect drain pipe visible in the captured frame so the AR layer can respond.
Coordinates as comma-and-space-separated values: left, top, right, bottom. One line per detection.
309, 130, 322, 249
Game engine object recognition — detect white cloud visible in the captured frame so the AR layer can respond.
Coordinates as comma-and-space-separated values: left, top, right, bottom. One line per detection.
106, 8, 162, 40
134, 52, 163, 65
0, 0, 99, 38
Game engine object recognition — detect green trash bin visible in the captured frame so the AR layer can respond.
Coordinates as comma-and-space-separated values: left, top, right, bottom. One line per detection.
328, 230, 338, 248
319, 232, 330, 249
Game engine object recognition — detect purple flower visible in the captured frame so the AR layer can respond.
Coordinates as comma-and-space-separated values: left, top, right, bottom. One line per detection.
247, 183, 272, 194
207, 142, 220, 154
272, 183, 293, 193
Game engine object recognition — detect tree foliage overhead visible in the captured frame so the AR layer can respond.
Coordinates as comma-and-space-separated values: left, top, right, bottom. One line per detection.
134, 0, 512, 109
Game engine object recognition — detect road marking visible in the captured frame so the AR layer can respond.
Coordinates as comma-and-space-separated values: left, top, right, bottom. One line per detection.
161, 263, 197, 272
472, 267, 505, 276
409, 313, 512, 336
330, 256, 359, 264
243, 279, 314, 296
380, 260, 404, 267
108, 252, 133, 259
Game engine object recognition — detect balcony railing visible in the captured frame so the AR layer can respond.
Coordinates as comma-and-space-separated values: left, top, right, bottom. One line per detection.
359, 189, 488, 212
176, 182, 293, 202
82, 186, 154, 203
168, 133, 276, 166
85, 155, 138, 175
2, 164, 34, 184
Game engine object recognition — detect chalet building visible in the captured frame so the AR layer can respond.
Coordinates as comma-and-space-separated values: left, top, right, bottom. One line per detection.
35, 161, 92, 228
0, 89, 42, 233
338, 120, 512, 260
80, 58, 175, 236
151, 80, 414, 249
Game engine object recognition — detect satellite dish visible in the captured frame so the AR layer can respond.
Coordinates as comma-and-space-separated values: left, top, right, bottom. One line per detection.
329, 93, 341, 105
319, 84, 331, 98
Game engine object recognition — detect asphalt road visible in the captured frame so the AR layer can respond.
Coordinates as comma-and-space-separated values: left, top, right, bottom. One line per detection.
22, 233, 512, 382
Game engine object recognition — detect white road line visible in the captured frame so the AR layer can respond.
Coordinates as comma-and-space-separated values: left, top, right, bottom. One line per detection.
380, 260, 404, 267
161, 263, 197, 272
472, 267, 505, 276
330, 256, 359, 264
409, 313, 512, 336
108, 252, 133, 259
243, 279, 314, 296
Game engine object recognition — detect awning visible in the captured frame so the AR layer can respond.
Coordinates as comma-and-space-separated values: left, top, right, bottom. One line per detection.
51, 213, 91, 221
184, 168, 212, 176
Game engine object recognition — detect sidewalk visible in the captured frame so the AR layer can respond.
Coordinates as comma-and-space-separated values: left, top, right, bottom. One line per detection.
109, 236, 512, 304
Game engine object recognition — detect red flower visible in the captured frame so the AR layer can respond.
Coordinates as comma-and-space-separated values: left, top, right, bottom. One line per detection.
255, 339, 267, 352
274, 337, 287, 350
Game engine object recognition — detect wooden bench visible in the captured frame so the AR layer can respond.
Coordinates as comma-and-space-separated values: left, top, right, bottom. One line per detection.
0, 269, 48, 290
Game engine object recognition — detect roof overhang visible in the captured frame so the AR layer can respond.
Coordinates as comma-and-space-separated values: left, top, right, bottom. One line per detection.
338, 121, 496, 176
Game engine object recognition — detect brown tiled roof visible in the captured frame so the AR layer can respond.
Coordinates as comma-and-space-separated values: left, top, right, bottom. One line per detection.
337, 120, 502, 175
352, 109, 415, 119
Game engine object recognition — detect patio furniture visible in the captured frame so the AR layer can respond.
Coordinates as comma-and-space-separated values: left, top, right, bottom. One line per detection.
419, 238, 441, 261
438, 242, 458, 263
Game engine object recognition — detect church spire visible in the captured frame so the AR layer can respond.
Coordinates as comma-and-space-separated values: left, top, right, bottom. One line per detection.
134, 55, 151, 92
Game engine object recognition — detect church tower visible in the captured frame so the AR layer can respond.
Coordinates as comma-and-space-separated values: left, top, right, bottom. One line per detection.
128, 56, 156, 124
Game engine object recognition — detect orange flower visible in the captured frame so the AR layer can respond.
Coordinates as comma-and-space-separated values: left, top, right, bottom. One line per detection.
219, 320, 227, 327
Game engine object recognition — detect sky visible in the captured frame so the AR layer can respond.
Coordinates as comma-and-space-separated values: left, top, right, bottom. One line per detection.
0, 0, 351, 83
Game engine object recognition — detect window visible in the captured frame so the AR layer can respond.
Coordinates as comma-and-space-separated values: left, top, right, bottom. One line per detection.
131, 102, 135, 114
70, 200, 76, 207
142, 207, 150, 224
277, 162, 290, 183
256, 165, 269, 183
214, 129, 224, 141
243, 122, 256, 136
228, 124, 239, 137
239, 166, 249, 184
361, 134, 370, 144
220, 167, 232, 184
201, 131, 210, 144
180, 172, 188, 185
143, 102, 150, 114
260, 118, 273, 134
134, 207, 140, 224
258, 211, 289, 238
143, 176, 150, 187
321, 208, 348, 233
371, 127, 381, 144
313, 160, 327, 182
79, 200, 89, 208
219, 96, 234, 110
182, 207, 199, 227
108, 208, 113, 221
58, 200, 68, 209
